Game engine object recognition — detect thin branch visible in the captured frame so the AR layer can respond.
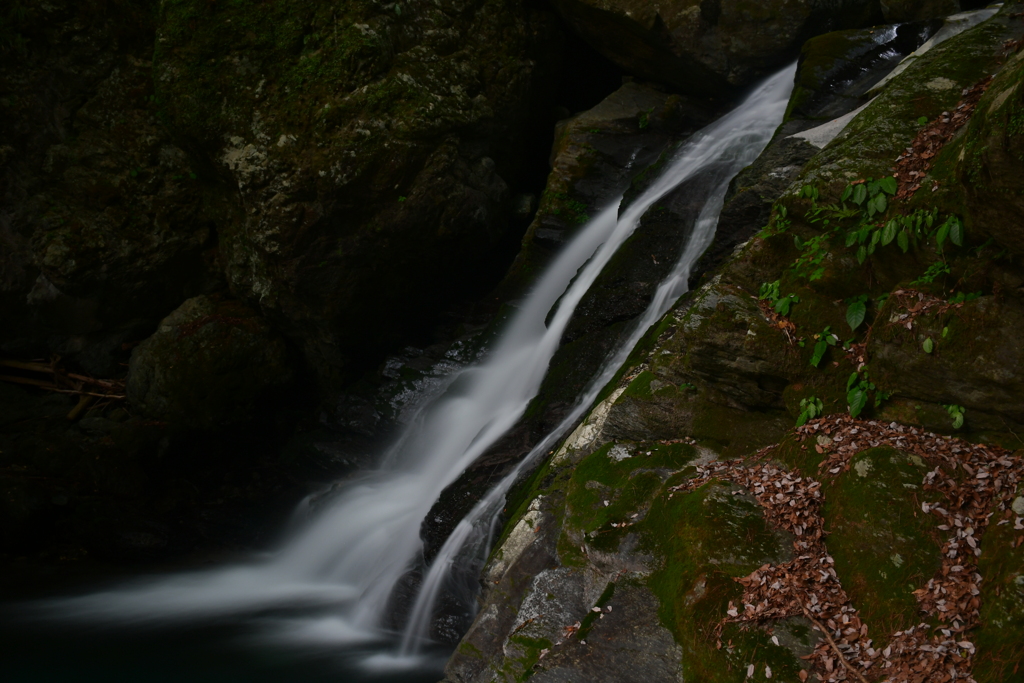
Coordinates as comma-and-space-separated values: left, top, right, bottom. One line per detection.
799, 604, 870, 683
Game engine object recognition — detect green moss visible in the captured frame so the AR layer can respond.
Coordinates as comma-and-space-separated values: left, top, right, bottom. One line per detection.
576, 581, 615, 640
641, 481, 805, 682
457, 641, 485, 659
560, 441, 698, 555
973, 494, 1024, 683
823, 447, 942, 637
687, 400, 790, 460
503, 635, 553, 681
769, 430, 828, 476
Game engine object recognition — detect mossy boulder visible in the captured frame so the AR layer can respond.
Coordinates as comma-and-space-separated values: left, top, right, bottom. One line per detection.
126, 295, 292, 429
797, 4, 1023, 190
931, 48, 1024, 256
150, 0, 560, 382
550, 0, 881, 97
870, 294, 1024, 432
787, 21, 940, 123
973, 487, 1024, 682
823, 447, 942, 636
643, 480, 813, 683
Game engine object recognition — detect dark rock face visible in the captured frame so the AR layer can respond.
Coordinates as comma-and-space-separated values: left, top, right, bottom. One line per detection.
2, 0, 565, 387
150, 0, 561, 381
127, 295, 293, 429
788, 20, 941, 123
0, 1, 223, 373
938, 49, 1024, 257
871, 294, 1024, 430
881, 0, 960, 22
550, 0, 882, 97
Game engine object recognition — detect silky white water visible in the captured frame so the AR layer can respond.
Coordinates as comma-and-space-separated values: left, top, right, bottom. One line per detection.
25, 64, 795, 669
399, 63, 797, 654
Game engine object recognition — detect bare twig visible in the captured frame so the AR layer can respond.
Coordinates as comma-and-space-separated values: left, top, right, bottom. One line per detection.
800, 602, 870, 683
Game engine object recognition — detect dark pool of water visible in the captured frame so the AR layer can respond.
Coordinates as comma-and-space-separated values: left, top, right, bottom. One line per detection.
0, 616, 449, 683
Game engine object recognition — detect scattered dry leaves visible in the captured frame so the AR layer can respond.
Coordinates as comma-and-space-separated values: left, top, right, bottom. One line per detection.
669, 415, 1023, 682
893, 77, 992, 201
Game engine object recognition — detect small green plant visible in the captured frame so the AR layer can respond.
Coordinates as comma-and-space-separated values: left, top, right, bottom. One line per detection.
758, 280, 800, 315
799, 184, 820, 203
945, 404, 966, 429
796, 396, 824, 427
846, 370, 888, 418
911, 260, 951, 286
922, 337, 934, 353
398, 196, 407, 202
759, 280, 780, 303
845, 294, 868, 332
917, 116, 929, 125
791, 232, 833, 281
759, 203, 791, 237
775, 293, 800, 316
638, 107, 654, 129
948, 290, 981, 304
810, 326, 839, 367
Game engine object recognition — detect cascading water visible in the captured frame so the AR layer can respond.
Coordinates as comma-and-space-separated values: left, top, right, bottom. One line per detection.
399, 64, 796, 654
13, 64, 795, 677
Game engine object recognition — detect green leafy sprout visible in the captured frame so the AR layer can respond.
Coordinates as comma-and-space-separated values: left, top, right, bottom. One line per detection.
810, 326, 839, 367
945, 404, 966, 429
796, 396, 824, 427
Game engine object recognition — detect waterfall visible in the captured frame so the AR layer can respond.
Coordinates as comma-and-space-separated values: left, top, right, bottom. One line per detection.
398, 63, 797, 654
23, 64, 795, 670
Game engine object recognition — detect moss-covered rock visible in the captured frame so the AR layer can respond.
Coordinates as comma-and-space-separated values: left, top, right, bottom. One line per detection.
643, 481, 811, 683
126, 295, 292, 429
870, 294, 1024, 432
798, 4, 1023, 189
599, 279, 799, 456
973, 488, 1024, 682
787, 21, 940, 123
931, 48, 1024, 256
550, 0, 881, 97
823, 447, 943, 636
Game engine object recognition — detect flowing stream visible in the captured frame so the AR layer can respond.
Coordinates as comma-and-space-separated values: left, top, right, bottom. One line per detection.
9, 64, 795, 679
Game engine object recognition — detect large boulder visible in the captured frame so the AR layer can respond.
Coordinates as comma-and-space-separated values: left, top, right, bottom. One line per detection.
933, 48, 1024, 256
151, 0, 560, 381
127, 295, 292, 429
550, 0, 881, 97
